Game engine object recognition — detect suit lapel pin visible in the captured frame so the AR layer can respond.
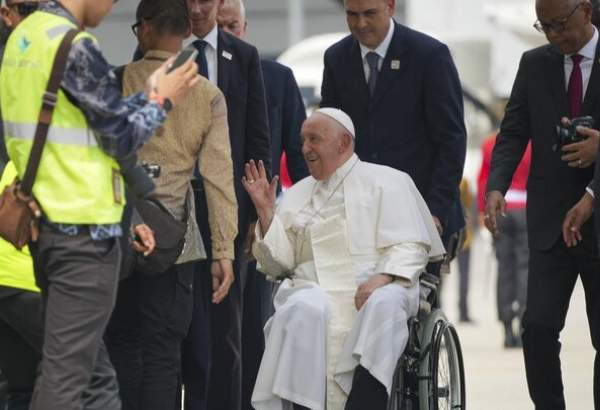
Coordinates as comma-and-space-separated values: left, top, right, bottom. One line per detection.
391, 60, 401, 70
222, 50, 233, 61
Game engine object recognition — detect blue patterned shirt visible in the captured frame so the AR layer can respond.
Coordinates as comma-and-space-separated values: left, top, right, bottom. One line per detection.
6, 2, 167, 240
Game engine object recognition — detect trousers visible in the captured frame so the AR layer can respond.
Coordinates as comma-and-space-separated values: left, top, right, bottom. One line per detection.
106, 263, 194, 410
28, 226, 122, 410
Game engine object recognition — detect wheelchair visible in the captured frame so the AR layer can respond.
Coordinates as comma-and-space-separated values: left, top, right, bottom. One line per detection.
387, 272, 466, 410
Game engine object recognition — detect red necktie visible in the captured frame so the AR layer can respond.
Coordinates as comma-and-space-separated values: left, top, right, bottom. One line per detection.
568, 54, 583, 117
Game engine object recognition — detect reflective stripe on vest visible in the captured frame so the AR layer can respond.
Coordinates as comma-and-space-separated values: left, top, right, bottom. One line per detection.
0, 11, 125, 224
4, 121, 99, 147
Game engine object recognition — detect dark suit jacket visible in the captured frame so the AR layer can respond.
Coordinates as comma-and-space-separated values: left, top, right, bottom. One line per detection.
260, 59, 308, 183
320, 22, 466, 238
196, 30, 271, 257
488, 43, 600, 250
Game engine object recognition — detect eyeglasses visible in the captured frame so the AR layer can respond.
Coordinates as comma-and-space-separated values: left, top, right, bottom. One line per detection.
8, 2, 40, 17
533, 2, 583, 34
131, 21, 141, 36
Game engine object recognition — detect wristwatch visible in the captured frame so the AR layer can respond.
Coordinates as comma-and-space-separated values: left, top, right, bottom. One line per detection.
148, 89, 173, 113
162, 98, 173, 113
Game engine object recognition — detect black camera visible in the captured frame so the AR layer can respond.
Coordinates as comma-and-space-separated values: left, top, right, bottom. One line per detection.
118, 155, 158, 199
554, 116, 594, 151
140, 163, 161, 179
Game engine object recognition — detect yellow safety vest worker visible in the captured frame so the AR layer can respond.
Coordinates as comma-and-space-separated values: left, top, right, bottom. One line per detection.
0, 11, 125, 224
0, 162, 38, 293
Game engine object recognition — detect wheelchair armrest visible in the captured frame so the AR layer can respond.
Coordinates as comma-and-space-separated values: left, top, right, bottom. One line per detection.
419, 272, 439, 292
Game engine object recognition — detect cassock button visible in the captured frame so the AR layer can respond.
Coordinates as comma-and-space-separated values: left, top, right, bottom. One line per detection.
371, 153, 378, 161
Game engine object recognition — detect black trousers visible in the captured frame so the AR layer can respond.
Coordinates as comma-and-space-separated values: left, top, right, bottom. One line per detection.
183, 184, 250, 410
457, 249, 470, 319
106, 263, 194, 410
288, 366, 387, 410
207, 242, 247, 410
344, 365, 388, 410
523, 233, 600, 410
495, 210, 529, 323
0, 289, 42, 410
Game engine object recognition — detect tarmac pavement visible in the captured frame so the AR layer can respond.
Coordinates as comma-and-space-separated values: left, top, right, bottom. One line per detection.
441, 229, 595, 410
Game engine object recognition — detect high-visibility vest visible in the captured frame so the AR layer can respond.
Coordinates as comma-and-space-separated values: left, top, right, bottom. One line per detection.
0, 11, 125, 224
0, 162, 38, 293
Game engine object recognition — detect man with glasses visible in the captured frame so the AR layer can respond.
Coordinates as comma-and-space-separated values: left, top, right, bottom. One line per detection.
485, 0, 600, 408
181, 1, 271, 410
104, 1, 238, 409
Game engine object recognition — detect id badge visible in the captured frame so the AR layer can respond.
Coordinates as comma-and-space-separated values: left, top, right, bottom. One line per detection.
112, 168, 123, 204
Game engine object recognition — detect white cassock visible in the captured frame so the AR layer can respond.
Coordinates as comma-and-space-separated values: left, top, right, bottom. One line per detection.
251, 154, 445, 410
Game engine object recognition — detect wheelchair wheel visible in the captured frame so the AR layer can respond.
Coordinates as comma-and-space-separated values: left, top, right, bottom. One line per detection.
418, 311, 465, 410
388, 359, 405, 410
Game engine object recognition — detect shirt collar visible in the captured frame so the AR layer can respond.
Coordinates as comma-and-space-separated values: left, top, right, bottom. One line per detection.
143, 50, 175, 62
319, 153, 359, 190
360, 18, 395, 61
199, 24, 219, 51
569, 26, 598, 61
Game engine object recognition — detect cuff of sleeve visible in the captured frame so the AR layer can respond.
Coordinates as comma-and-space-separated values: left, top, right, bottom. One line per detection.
212, 241, 235, 260
255, 217, 278, 245
586, 186, 595, 199
385, 274, 414, 288
376, 243, 429, 287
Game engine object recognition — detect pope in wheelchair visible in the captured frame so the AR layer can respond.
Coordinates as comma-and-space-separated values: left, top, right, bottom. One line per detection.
242, 108, 445, 410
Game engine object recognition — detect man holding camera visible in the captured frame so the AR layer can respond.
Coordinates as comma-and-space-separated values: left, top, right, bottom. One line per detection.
104, 2, 238, 410
485, 0, 600, 408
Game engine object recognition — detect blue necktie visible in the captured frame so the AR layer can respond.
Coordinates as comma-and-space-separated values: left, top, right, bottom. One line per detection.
191, 41, 209, 184
193, 40, 209, 79
366, 52, 380, 97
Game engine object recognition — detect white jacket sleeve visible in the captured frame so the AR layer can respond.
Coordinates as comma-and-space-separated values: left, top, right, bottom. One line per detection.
375, 242, 429, 286
252, 215, 297, 279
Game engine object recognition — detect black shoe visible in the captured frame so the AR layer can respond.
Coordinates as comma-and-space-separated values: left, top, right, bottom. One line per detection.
459, 316, 474, 324
513, 333, 523, 348
503, 322, 517, 348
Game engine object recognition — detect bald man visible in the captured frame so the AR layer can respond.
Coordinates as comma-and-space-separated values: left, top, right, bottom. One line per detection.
485, 0, 600, 408
242, 109, 444, 410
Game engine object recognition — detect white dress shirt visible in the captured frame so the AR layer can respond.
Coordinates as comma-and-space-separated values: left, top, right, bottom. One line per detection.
564, 26, 598, 98
190, 24, 219, 85
359, 18, 395, 83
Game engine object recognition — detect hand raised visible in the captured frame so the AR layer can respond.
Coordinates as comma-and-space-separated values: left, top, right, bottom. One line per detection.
241, 160, 278, 213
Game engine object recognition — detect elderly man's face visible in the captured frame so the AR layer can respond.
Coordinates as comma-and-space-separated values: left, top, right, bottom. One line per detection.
301, 114, 346, 181
536, 0, 593, 54
187, 0, 222, 38
217, 3, 246, 39
345, 0, 394, 49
